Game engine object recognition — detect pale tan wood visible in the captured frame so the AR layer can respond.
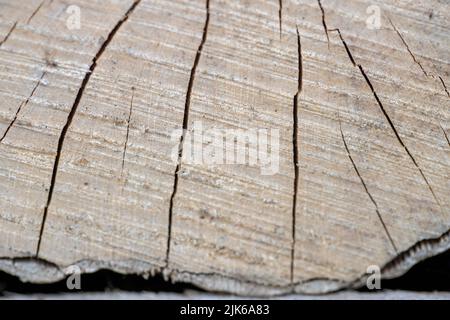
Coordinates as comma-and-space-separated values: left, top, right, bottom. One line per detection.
38, 0, 207, 270
168, 0, 297, 289
0, 0, 448, 295
284, 0, 450, 287
0, 0, 145, 257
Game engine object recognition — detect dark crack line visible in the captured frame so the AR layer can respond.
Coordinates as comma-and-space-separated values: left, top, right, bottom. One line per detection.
388, 18, 428, 77
328, 28, 355, 66
317, 0, 329, 45
357, 65, 442, 209
0, 21, 17, 47
35, 0, 142, 257
27, 1, 45, 24
328, 24, 443, 211
0, 72, 46, 143
339, 119, 398, 253
438, 76, 450, 98
440, 124, 450, 148
389, 19, 449, 99
290, 26, 302, 284
278, 0, 282, 39
121, 87, 135, 175
166, 0, 210, 267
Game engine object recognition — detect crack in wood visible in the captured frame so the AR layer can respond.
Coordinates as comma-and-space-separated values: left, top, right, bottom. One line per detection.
338, 119, 398, 253
317, 0, 329, 45
389, 18, 450, 98
121, 87, 135, 175
438, 76, 450, 98
166, 0, 211, 267
35, 0, 142, 257
0, 71, 46, 143
388, 18, 429, 77
327, 24, 443, 213
278, 0, 282, 39
328, 28, 356, 66
357, 65, 443, 210
26, 0, 45, 24
0, 21, 18, 47
440, 124, 450, 148
290, 25, 302, 285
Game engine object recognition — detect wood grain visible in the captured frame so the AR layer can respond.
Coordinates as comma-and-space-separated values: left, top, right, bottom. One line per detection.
0, 0, 448, 295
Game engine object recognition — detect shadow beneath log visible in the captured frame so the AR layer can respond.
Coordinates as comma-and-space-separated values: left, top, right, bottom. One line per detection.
359, 248, 450, 292
0, 269, 202, 295
0, 249, 449, 295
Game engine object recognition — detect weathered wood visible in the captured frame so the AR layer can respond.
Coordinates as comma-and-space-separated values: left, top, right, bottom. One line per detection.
0, 0, 448, 295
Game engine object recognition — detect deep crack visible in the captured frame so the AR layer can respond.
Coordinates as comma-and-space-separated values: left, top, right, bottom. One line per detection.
338, 119, 398, 253
166, 0, 210, 267
328, 28, 355, 66
278, 0, 282, 38
35, 0, 142, 256
290, 26, 302, 284
317, 0, 329, 44
357, 65, 442, 210
327, 24, 443, 212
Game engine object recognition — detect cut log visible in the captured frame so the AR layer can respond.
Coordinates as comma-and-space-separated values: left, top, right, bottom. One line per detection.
0, 0, 448, 295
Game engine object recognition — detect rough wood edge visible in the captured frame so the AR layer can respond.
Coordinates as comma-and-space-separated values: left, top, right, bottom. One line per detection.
1, 227, 449, 296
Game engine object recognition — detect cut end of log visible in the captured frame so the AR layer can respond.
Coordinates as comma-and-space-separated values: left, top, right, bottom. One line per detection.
0, 0, 449, 295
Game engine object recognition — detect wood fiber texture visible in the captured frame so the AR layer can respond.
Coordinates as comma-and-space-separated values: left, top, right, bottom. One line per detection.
0, 0, 448, 295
